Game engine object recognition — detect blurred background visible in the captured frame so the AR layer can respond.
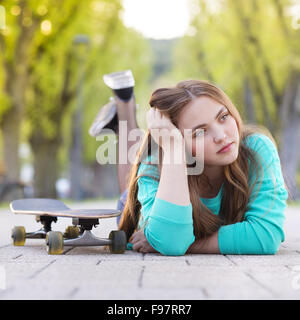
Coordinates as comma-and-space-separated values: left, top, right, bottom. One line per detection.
0, 0, 299, 205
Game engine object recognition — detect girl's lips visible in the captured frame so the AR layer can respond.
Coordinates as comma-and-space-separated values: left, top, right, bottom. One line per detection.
217, 142, 233, 153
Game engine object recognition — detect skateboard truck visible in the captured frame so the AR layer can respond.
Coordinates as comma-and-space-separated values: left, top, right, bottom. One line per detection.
46, 217, 126, 255
10, 198, 127, 255
64, 218, 111, 246
12, 215, 57, 243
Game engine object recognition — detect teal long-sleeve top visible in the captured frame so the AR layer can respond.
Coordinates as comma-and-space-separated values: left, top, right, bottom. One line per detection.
127, 133, 288, 255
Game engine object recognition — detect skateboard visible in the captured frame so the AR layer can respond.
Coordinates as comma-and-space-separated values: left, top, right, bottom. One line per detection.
10, 198, 127, 255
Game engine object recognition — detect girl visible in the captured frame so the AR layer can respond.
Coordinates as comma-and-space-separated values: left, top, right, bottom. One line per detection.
113, 79, 288, 255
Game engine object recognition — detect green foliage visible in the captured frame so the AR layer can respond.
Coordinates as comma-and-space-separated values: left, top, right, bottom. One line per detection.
0, 0, 153, 177
171, 0, 299, 132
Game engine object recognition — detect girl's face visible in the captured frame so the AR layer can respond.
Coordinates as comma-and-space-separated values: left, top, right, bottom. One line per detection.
177, 96, 240, 168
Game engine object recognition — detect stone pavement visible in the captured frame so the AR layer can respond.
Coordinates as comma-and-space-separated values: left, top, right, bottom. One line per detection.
0, 199, 299, 300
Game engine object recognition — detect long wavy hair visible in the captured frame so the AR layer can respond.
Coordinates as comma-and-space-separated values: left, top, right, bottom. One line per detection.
118, 79, 277, 241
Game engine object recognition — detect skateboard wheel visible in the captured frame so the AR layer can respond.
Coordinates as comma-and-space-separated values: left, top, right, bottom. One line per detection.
109, 230, 126, 254
46, 231, 64, 255
11, 226, 26, 246
64, 226, 80, 239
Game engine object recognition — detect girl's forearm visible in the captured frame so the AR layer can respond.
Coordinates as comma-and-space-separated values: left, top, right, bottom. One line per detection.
156, 141, 190, 206
186, 231, 220, 254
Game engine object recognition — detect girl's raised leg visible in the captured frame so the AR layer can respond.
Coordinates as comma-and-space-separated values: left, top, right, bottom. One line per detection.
114, 94, 144, 195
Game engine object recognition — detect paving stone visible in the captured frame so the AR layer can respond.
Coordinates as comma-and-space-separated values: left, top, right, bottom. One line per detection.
142, 264, 273, 299
226, 247, 300, 267
0, 283, 77, 300
0, 261, 55, 299
0, 202, 300, 300
281, 240, 300, 252
64, 246, 144, 261
32, 261, 142, 289
72, 287, 206, 300
240, 265, 300, 299
0, 243, 55, 262
185, 254, 234, 266
143, 252, 189, 261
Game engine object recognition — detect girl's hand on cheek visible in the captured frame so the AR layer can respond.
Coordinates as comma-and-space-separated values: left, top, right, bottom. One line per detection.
146, 108, 184, 152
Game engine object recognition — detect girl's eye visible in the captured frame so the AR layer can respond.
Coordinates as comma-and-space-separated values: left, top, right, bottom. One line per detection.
194, 128, 206, 138
221, 113, 229, 121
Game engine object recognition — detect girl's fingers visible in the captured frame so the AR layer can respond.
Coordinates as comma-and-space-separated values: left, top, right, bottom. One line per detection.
129, 230, 142, 243
132, 240, 143, 252
129, 235, 137, 243
128, 234, 135, 243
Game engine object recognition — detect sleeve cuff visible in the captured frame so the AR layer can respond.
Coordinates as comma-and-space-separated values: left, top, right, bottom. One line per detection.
150, 197, 193, 224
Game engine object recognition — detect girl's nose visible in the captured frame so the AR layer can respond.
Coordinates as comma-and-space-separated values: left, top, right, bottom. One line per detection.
213, 132, 226, 144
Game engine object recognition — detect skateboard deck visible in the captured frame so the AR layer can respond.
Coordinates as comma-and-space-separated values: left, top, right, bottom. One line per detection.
10, 198, 121, 219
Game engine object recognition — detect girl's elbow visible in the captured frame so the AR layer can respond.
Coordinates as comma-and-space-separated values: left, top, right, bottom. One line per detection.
160, 243, 190, 256
262, 226, 284, 255
259, 230, 282, 255
250, 222, 284, 255
145, 222, 195, 256
262, 239, 281, 255
151, 235, 195, 256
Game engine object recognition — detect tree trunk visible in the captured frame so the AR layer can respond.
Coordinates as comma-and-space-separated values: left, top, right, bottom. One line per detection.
28, 49, 75, 200
1, 63, 27, 181
69, 105, 83, 200
30, 136, 60, 198
280, 117, 300, 200
279, 71, 300, 200
92, 162, 119, 198
0, 4, 39, 182
244, 78, 256, 123
1, 109, 21, 181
